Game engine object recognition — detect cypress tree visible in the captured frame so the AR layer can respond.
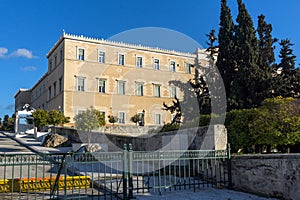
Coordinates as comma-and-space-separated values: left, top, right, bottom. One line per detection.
257, 14, 277, 69
216, 0, 236, 110
232, 0, 260, 109
256, 14, 277, 102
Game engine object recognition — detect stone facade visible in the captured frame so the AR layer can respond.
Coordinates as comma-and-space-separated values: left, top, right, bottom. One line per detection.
15, 32, 210, 126
231, 154, 300, 200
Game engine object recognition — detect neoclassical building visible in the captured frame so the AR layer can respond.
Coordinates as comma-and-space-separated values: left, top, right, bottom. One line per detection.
15, 32, 209, 126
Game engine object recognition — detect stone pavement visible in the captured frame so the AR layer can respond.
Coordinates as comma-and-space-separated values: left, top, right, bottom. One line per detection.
0, 131, 72, 154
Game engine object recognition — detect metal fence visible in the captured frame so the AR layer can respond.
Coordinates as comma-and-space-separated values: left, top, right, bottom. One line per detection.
0, 145, 231, 199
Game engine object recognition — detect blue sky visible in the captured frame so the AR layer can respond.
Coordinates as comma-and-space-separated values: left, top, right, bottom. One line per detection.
1, 0, 300, 118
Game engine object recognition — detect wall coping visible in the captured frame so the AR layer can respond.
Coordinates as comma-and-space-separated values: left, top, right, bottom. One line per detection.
232, 153, 300, 159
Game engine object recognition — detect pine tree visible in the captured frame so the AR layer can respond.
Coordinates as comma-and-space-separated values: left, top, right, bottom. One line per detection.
216, 0, 236, 110
232, 0, 260, 109
273, 39, 297, 97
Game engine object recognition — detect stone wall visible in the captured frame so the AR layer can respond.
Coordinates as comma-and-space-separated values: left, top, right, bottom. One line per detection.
231, 154, 300, 200
54, 124, 227, 151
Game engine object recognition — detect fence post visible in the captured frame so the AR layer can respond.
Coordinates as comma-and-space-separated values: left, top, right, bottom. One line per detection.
123, 144, 128, 199
227, 143, 232, 189
128, 143, 134, 199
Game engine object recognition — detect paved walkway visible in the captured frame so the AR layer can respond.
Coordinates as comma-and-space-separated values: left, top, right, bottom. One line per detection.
1, 131, 72, 154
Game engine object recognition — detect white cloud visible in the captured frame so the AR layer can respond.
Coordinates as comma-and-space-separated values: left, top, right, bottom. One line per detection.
21, 66, 37, 72
0, 47, 36, 59
10, 48, 34, 59
0, 47, 8, 57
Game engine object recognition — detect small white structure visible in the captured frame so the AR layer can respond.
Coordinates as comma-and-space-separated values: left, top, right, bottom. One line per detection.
14, 104, 35, 134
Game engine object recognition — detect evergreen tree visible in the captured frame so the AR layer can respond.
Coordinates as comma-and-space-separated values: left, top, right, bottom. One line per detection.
232, 0, 260, 109
257, 14, 277, 69
256, 14, 277, 102
206, 29, 218, 61
189, 60, 211, 115
273, 39, 297, 97
205, 29, 226, 114
216, 0, 236, 110
294, 68, 300, 97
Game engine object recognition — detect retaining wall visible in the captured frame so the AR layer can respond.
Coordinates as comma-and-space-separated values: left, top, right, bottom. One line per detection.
231, 154, 300, 200
54, 125, 227, 151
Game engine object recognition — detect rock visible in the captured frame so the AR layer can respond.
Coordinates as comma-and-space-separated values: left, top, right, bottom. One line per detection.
42, 133, 72, 147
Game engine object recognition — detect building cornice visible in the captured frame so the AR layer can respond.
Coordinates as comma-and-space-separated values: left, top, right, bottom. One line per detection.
47, 31, 207, 59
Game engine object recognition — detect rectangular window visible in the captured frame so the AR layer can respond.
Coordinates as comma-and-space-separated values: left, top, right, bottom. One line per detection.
49, 60, 52, 71
53, 81, 57, 96
48, 86, 51, 100
136, 56, 143, 68
185, 63, 192, 74
60, 48, 63, 62
98, 79, 106, 93
153, 84, 161, 97
154, 59, 160, 70
78, 48, 85, 60
170, 61, 176, 72
77, 109, 86, 115
98, 51, 105, 63
118, 81, 126, 95
118, 112, 125, 124
170, 86, 177, 98
59, 77, 63, 92
118, 54, 125, 65
76, 77, 85, 91
155, 113, 161, 125
54, 55, 57, 66
136, 82, 144, 96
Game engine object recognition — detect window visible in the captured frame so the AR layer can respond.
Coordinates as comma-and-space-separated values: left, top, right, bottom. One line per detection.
136, 56, 143, 68
77, 109, 86, 115
53, 81, 57, 96
154, 59, 160, 70
54, 55, 57, 66
59, 77, 63, 92
170, 61, 176, 72
136, 82, 143, 96
155, 113, 161, 125
118, 54, 125, 65
77, 48, 85, 60
76, 77, 85, 91
153, 84, 161, 97
99, 111, 106, 119
60, 48, 63, 62
98, 51, 105, 63
48, 86, 51, 100
117, 81, 126, 95
49, 60, 52, 71
185, 63, 192, 74
98, 79, 106, 93
118, 112, 125, 124
170, 86, 177, 98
